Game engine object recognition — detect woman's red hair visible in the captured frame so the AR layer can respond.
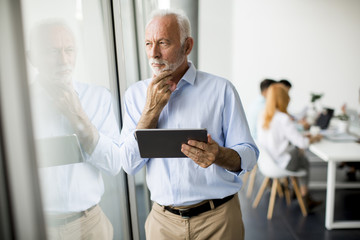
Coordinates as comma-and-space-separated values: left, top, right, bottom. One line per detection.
262, 83, 290, 129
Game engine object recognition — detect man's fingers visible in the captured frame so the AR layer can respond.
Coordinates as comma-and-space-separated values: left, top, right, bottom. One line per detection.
181, 144, 201, 159
187, 140, 208, 151
181, 143, 216, 169
152, 71, 172, 84
152, 70, 171, 79
182, 143, 206, 158
154, 76, 173, 87
152, 77, 173, 95
207, 134, 213, 144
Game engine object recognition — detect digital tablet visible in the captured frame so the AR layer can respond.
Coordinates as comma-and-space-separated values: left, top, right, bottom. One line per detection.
135, 128, 208, 158
36, 134, 85, 168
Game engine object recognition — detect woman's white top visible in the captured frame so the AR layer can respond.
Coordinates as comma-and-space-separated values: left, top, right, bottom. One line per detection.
257, 111, 310, 168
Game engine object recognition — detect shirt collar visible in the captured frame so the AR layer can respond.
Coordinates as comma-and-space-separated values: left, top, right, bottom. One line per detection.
176, 61, 197, 90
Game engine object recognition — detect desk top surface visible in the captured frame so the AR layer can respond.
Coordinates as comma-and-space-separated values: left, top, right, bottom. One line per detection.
309, 139, 360, 162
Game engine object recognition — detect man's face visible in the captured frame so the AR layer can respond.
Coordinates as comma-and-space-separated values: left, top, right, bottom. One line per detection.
145, 15, 187, 76
31, 25, 76, 83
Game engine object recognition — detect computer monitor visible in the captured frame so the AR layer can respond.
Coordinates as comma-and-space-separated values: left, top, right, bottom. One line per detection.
315, 108, 334, 129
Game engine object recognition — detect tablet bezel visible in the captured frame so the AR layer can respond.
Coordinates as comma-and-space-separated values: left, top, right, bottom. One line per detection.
36, 134, 84, 168
135, 128, 208, 158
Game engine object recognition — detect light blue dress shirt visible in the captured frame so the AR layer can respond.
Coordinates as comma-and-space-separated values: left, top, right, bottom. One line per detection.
32, 80, 121, 213
120, 63, 258, 206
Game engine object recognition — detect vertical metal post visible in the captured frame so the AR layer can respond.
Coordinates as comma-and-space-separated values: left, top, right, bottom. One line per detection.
0, 0, 47, 239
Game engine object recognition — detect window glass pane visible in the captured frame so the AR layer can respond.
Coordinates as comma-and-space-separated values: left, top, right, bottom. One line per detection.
20, 0, 128, 239
120, 1, 159, 238
118, 1, 168, 238
0, 137, 13, 240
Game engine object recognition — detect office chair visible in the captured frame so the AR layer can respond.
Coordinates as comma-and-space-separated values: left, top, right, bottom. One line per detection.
252, 145, 308, 219
241, 164, 258, 198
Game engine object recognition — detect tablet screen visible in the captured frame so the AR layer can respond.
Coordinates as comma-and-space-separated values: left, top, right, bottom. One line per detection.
36, 134, 84, 167
135, 128, 208, 158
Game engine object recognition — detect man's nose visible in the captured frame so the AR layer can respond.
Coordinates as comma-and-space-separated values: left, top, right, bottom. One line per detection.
149, 44, 161, 59
58, 49, 69, 64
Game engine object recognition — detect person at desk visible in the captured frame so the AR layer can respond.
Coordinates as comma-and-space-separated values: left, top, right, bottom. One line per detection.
279, 79, 292, 92
257, 83, 322, 210
248, 78, 276, 140
28, 20, 121, 239
278, 79, 310, 131
337, 103, 360, 181
120, 9, 258, 240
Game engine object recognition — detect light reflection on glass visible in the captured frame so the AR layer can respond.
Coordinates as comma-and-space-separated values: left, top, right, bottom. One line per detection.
21, 1, 125, 239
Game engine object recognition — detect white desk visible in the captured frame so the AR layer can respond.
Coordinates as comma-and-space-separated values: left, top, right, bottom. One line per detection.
309, 139, 360, 230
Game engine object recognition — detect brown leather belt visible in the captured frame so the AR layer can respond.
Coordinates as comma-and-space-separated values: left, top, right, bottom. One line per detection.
46, 204, 97, 226
162, 194, 234, 219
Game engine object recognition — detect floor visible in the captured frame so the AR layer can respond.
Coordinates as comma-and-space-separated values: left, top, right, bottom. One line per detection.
135, 152, 360, 240
240, 154, 360, 240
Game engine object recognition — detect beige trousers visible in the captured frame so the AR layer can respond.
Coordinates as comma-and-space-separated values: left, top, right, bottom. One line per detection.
46, 205, 113, 240
145, 193, 244, 240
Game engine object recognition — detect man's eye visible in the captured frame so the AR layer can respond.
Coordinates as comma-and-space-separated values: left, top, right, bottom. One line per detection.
65, 48, 74, 53
46, 49, 59, 55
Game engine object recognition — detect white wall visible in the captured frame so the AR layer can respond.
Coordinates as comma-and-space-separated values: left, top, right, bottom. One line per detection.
199, 0, 360, 116
198, 0, 233, 81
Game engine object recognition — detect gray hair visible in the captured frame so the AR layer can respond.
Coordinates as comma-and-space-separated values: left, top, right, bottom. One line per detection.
29, 19, 76, 51
147, 9, 191, 45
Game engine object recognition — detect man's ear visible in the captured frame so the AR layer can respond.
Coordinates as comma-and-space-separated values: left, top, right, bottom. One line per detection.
184, 37, 194, 55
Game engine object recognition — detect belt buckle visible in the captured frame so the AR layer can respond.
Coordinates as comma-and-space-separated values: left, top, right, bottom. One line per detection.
178, 209, 190, 219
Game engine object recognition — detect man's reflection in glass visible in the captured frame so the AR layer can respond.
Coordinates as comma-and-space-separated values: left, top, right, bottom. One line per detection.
28, 19, 121, 240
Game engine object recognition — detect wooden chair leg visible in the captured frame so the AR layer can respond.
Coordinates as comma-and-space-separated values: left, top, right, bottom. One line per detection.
246, 164, 258, 198
241, 171, 250, 191
253, 177, 270, 208
276, 180, 284, 198
290, 177, 308, 216
267, 178, 278, 219
282, 177, 291, 206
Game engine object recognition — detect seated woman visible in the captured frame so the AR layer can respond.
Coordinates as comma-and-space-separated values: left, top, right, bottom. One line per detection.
257, 83, 322, 210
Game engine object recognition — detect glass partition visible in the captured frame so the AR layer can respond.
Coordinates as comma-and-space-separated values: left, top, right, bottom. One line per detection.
0, 135, 13, 240
119, 0, 159, 239
20, 0, 129, 239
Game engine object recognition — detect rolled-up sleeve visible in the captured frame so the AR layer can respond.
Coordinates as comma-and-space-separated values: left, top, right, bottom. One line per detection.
223, 82, 259, 176
87, 133, 121, 176
85, 91, 122, 176
119, 88, 148, 175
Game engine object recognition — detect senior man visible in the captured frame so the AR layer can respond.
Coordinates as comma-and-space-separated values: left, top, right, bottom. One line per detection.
120, 9, 258, 240
28, 20, 121, 239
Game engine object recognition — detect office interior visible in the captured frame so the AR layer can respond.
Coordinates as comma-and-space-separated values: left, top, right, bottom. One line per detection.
0, 0, 359, 239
